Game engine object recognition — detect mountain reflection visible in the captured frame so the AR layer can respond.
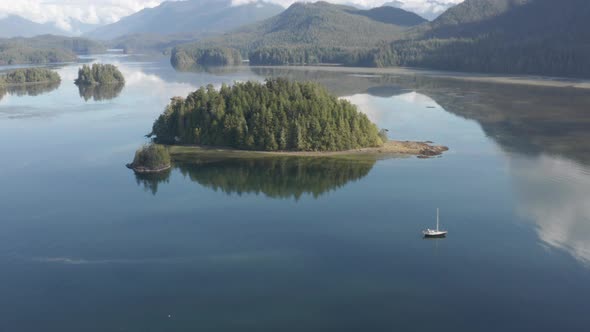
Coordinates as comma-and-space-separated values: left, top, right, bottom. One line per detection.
135, 156, 376, 199
78, 83, 124, 101
254, 68, 590, 264
254, 67, 590, 166
0, 81, 60, 100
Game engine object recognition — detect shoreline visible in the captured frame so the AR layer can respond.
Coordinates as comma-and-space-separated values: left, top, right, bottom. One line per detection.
0, 80, 61, 87
251, 65, 590, 90
126, 163, 171, 174
168, 140, 449, 159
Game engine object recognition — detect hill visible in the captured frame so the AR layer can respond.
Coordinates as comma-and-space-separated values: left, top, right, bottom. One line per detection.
370, 0, 590, 77
0, 35, 105, 65
86, 0, 284, 40
172, 2, 426, 67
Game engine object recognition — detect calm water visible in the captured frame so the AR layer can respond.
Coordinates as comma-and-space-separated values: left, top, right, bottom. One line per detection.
1, 55, 590, 331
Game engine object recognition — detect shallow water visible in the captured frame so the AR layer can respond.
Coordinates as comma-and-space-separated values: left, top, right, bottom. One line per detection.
1, 55, 590, 331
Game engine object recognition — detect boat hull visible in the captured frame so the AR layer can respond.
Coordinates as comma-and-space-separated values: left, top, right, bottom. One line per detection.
423, 231, 448, 238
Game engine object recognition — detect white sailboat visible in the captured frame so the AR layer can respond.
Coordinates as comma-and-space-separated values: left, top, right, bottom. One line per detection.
423, 208, 448, 238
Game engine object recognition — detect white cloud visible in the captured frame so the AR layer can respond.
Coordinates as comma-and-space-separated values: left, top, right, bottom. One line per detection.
0, 0, 167, 30
0, 0, 463, 31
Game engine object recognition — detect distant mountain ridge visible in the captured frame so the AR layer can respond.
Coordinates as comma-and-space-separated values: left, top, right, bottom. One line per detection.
370, 0, 590, 77
0, 15, 64, 38
85, 0, 284, 40
172, 2, 427, 67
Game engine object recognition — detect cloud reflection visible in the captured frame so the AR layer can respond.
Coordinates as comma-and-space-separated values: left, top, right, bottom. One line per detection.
510, 153, 590, 264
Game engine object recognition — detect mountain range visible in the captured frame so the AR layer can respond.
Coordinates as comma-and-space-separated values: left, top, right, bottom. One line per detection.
0, 15, 64, 38
172, 2, 426, 67
85, 0, 284, 40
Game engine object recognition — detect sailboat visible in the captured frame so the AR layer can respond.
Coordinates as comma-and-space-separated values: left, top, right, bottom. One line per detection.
423, 208, 448, 238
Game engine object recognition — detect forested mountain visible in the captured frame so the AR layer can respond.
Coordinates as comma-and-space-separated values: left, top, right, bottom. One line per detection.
349, 6, 427, 26
172, 2, 426, 67
0, 15, 64, 38
0, 35, 105, 65
86, 0, 284, 40
370, 0, 590, 77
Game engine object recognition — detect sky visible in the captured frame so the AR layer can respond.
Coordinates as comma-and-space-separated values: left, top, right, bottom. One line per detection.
0, 0, 464, 31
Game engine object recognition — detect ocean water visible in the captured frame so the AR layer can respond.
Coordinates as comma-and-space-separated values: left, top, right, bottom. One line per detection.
1, 55, 589, 331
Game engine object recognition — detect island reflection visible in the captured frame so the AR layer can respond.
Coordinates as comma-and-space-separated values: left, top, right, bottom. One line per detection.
253, 67, 590, 264
0, 81, 60, 100
78, 83, 124, 101
135, 156, 377, 199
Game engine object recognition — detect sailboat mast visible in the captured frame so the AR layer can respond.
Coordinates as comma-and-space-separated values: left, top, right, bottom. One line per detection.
437, 208, 439, 231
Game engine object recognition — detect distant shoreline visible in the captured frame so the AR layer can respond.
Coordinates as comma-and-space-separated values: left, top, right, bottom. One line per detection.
1, 80, 60, 87
168, 140, 449, 159
252, 65, 590, 90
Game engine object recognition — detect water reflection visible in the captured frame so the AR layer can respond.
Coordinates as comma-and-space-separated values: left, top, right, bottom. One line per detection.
77, 83, 125, 102
0, 81, 60, 100
173, 64, 245, 75
134, 168, 172, 195
135, 156, 377, 199
510, 154, 590, 265
255, 67, 590, 264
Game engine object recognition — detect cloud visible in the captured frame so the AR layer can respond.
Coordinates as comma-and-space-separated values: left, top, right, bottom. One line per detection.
0, 0, 167, 31
0, 0, 463, 32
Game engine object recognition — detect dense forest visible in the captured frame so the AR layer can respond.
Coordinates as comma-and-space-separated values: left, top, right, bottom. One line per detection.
170, 47, 242, 69
75, 64, 125, 86
0, 35, 105, 65
171, 2, 423, 68
367, 0, 590, 77
149, 78, 385, 152
0, 68, 61, 85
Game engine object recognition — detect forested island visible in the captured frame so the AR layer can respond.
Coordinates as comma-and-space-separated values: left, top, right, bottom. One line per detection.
74, 64, 125, 86
127, 144, 171, 173
0, 68, 61, 86
150, 78, 385, 151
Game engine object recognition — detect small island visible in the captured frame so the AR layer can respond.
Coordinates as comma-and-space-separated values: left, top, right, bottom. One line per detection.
127, 144, 171, 173
150, 78, 385, 151
0, 68, 61, 86
131, 78, 447, 172
74, 63, 125, 86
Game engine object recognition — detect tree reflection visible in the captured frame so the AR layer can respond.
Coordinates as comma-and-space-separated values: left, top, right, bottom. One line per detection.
134, 168, 171, 195
0, 81, 60, 100
134, 156, 376, 199
78, 83, 124, 101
